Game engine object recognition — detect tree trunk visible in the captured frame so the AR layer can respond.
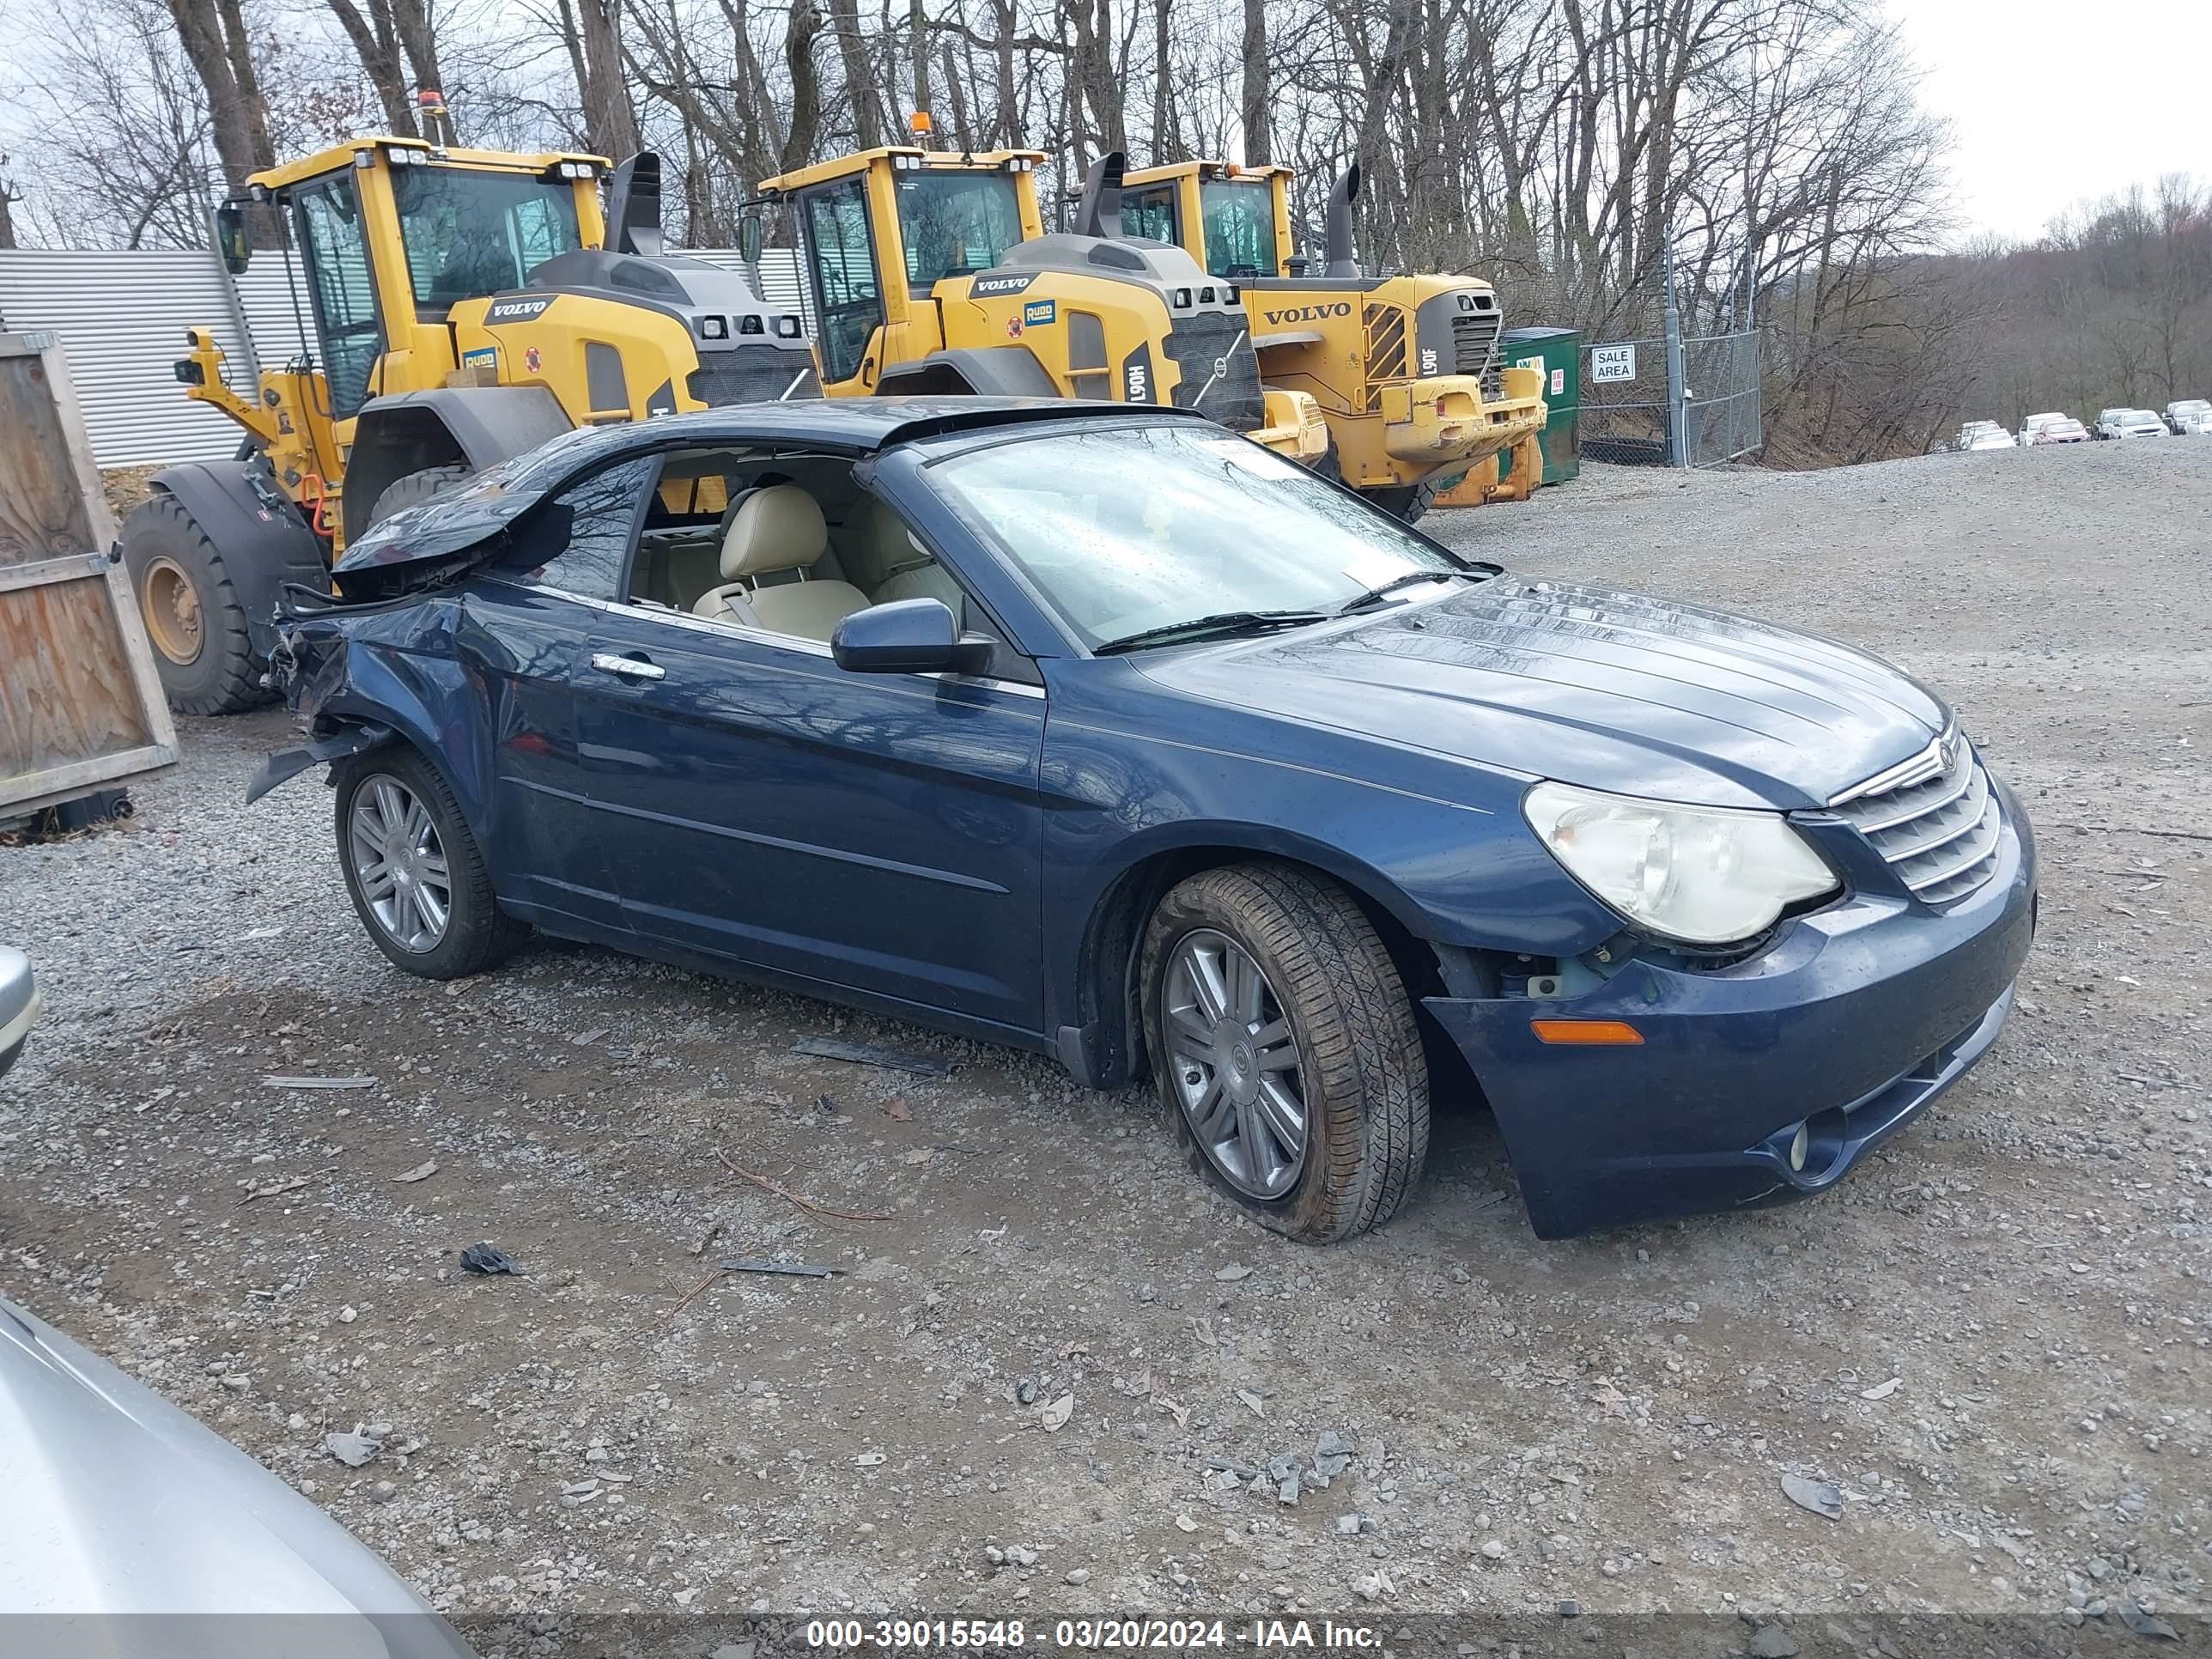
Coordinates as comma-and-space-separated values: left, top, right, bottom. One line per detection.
163, 0, 277, 237
1238, 0, 1268, 165
325, 1, 417, 135
568, 0, 643, 158
782, 0, 823, 169
823, 0, 882, 149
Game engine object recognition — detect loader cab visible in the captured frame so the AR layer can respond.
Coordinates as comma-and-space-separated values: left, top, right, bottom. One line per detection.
1120, 161, 1294, 279
239, 139, 609, 422
756, 148, 1047, 393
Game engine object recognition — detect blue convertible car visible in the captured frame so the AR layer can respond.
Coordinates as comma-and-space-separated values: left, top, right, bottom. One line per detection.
255, 399, 2035, 1242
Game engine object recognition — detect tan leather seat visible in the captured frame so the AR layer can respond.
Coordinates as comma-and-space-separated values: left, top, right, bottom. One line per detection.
693, 484, 869, 641
844, 499, 965, 617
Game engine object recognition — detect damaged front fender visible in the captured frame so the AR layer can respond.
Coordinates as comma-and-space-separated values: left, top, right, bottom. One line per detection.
244, 723, 396, 805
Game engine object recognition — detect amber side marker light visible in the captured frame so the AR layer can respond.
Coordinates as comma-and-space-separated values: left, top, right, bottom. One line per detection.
1530, 1019, 1644, 1046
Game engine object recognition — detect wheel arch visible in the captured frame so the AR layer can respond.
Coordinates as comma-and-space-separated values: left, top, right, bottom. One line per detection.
873, 347, 1060, 399
142, 460, 326, 661
342, 386, 574, 544
1060, 833, 1441, 1091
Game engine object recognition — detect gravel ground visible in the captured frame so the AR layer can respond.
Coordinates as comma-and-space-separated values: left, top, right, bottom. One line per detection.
3, 440, 2207, 1642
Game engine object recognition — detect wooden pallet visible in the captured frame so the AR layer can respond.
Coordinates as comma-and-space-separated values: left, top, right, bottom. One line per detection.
0, 330, 179, 817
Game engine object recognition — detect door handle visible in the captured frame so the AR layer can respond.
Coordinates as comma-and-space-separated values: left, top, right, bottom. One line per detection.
590, 652, 666, 681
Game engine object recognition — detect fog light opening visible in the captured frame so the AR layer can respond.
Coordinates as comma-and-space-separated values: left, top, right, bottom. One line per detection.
1788, 1121, 1810, 1173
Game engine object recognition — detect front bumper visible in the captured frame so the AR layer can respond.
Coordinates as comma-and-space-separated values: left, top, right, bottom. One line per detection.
1425, 790, 2037, 1239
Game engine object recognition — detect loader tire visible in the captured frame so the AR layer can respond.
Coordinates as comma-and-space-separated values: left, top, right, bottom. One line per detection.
119, 495, 271, 715
367, 464, 474, 528
1360, 477, 1442, 527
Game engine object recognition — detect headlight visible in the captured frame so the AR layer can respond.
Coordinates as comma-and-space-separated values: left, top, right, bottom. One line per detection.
1523, 781, 1839, 945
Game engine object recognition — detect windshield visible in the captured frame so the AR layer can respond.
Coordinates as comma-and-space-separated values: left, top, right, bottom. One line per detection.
1199, 179, 1276, 276
896, 171, 1024, 291
393, 167, 581, 311
2174, 401, 2209, 414
928, 422, 1470, 650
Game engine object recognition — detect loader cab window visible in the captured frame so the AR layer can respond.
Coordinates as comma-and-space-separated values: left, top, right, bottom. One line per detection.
1199, 179, 1275, 277
394, 167, 583, 314
894, 171, 1023, 291
1120, 185, 1179, 246
293, 174, 384, 420
800, 175, 885, 386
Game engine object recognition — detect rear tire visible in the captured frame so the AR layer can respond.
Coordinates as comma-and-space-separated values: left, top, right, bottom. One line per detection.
332, 746, 526, 981
119, 495, 270, 715
1139, 862, 1429, 1243
367, 463, 473, 528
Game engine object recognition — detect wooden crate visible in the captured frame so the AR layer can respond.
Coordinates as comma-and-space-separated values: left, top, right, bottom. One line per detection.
0, 330, 179, 816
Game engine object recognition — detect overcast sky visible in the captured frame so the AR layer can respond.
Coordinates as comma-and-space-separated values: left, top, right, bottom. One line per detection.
1891, 0, 2212, 245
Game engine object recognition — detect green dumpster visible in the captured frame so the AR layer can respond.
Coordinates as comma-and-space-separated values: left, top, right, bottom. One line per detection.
1498, 325, 1580, 486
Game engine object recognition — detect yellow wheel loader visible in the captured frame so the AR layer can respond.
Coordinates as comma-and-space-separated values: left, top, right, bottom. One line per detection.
748, 146, 1329, 467
123, 136, 814, 714
1118, 158, 1547, 522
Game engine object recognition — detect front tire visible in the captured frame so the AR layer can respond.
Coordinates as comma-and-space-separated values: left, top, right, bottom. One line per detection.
1139, 863, 1429, 1243
333, 748, 526, 980
119, 495, 270, 714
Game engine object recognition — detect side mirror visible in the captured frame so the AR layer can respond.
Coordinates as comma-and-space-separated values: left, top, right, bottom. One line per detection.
832, 599, 995, 677
215, 201, 252, 275
737, 214, 764, 264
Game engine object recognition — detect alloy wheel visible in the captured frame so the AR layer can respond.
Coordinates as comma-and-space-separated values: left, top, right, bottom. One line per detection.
1162, 928, 1308, 1198
349, 775, 452, 953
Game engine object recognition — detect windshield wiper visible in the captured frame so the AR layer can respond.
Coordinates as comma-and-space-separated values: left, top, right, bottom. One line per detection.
1093, 609, 1331, 655
1336, 568, 1489, 615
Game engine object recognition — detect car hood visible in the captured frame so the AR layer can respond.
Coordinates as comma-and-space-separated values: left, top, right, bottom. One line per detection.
1134, 579, 1949, 811
0, 1297, 475, 1654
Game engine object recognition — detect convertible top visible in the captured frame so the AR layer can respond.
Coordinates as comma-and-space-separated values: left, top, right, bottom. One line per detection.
332, 398, 1213, 587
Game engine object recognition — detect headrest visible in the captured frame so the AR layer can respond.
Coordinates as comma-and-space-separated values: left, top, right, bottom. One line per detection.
842, 499, 927, 589
720, 484, 827, 581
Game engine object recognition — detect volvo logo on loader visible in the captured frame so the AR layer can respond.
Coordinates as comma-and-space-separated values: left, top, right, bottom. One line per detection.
970, 274, 1037, 297
486, 296, 555, 324
1260, 302, 1353, 325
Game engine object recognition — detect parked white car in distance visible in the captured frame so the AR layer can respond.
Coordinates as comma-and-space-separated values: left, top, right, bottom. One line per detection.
2016, 412, 2071, 446
2164, 398, 2212, 435
2095, 408, 2166, 441
1965, 427, 2016, 452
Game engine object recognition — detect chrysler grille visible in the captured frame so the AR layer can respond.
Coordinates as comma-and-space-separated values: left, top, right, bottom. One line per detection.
1829, 735, 2002, 905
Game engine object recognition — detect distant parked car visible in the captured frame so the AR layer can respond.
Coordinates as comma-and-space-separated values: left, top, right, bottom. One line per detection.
2162, 398, 2209, 434
0, 949, 36, 1080
2016, 412, 2072, 447
1966, 428, 2016, 452
0, 1292, 477, 1650
2094, 408, 2166, 441
1954, 420, 2004, 450
2032, 418, 2090, 445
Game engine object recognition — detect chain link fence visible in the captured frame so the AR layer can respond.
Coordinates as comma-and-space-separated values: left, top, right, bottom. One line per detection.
1577, 326, 1761, 468
1683, 329, 1763, 466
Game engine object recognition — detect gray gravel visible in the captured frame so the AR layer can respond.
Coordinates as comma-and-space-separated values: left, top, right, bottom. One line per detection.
1, 438, 2206, 1628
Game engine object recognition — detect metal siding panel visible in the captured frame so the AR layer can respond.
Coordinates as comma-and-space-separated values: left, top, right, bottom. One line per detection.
0, 246, 796, 470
